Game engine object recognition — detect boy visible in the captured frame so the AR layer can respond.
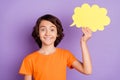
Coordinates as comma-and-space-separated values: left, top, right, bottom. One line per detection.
19, 14, 92, 80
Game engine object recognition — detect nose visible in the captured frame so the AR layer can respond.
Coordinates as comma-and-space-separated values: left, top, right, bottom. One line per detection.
45, 30, 50, 36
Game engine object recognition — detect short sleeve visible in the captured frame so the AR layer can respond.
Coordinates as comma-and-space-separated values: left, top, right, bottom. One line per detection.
19, 56, 33, 75
66, 50, 77, 69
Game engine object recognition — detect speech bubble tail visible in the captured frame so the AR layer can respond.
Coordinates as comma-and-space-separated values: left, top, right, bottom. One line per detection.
70, 22, 75, 27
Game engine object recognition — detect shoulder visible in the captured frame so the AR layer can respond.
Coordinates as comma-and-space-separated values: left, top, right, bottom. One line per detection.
57, 48, 73, 55
57, 47, 70, 52
23, 51, 39, 61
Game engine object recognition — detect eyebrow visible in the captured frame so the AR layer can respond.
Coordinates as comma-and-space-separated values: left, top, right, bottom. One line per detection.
39, 25, 56, 28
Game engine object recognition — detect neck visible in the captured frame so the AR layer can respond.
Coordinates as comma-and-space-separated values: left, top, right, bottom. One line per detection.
39, 45, 56, 55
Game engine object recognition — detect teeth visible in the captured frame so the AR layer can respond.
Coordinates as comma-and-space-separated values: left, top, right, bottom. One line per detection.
44, 37, 51, 40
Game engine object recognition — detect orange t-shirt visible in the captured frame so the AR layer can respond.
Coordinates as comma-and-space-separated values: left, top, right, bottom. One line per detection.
19, 48, 76, 80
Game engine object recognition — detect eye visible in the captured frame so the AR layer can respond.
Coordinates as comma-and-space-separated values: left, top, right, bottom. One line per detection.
51, 29, 55, 32
40, 28, 45, 31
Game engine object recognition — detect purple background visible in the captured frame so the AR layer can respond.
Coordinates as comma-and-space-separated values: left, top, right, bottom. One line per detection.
0, 0, 120, 80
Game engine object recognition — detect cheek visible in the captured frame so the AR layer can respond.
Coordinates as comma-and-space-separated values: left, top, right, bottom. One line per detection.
55, 30, 58, 36
39, 30, 45, 35
38, 31, 44, 39
39, 33, 44, 38
54, 32, 58, 37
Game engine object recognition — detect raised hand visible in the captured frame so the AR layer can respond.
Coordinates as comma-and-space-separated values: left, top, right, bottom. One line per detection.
81, 27, 92, 42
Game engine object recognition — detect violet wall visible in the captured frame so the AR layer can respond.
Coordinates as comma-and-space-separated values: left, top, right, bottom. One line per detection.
0, 0, 120, 80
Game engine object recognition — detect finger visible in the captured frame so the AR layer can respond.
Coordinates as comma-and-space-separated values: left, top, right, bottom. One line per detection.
82, 28, 86, 33
83, 27, 92, 37
82, 27, 88, 34
86, 27, 92, 33
86, 28, 92, 37
85, 27, 92, 35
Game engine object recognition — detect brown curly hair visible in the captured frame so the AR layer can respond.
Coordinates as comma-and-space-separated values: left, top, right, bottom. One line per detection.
32, 14, 64, 48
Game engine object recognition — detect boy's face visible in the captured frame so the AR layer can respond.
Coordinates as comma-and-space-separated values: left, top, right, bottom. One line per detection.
39, 20, 58, 47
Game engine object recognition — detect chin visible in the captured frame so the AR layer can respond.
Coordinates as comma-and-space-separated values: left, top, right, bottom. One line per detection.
43, 42, 55, 46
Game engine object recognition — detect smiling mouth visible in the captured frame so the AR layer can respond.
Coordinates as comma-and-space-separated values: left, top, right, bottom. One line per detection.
44, 37, 52, 40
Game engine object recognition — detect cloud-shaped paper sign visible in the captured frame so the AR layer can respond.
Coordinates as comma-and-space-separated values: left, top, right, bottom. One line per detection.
70, 3, 111, 32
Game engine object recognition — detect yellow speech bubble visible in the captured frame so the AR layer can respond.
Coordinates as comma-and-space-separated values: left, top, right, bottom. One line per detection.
70, 3, 111, 32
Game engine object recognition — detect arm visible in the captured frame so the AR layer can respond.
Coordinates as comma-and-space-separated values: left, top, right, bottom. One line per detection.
24, 75, 32, 80
72, 27, 92, 75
